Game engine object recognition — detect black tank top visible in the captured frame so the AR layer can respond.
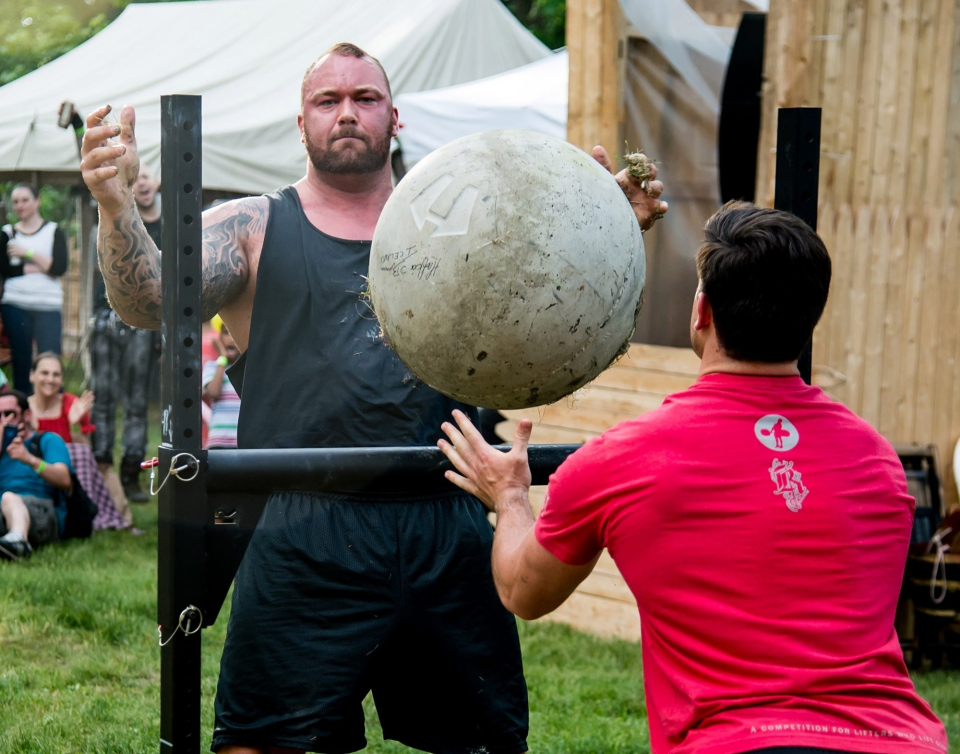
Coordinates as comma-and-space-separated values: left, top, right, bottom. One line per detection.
231, 185, 476, 450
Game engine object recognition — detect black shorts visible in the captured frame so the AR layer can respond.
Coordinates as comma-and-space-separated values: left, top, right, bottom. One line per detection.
212, 490, 528, 754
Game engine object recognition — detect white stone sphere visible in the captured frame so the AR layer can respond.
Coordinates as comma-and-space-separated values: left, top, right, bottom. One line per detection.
369, 129, 645, 409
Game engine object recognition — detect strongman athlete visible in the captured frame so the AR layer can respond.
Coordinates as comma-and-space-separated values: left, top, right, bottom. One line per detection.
438, 203, 948, 754
79, 44, 667, 754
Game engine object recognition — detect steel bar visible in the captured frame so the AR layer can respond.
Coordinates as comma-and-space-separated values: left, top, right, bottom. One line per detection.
773, 107, 822, 385
158, 94, 205, 754
206, 445, 581, 493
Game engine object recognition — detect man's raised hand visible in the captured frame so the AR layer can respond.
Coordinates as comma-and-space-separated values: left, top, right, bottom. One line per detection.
80, 105, 140, 215
438, 410, 533, 512
592, 145, 668, 232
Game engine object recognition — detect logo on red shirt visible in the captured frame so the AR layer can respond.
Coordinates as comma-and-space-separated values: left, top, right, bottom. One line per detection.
769, 458, 809, 512
755, 414, 798, 451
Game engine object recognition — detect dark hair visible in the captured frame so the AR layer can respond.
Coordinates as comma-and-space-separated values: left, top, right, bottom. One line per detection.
696, 201, 832, 363
31, 351, 63, 371
12, 183, 38, 199
300, 42, 392, 105
0, 388, 29, 412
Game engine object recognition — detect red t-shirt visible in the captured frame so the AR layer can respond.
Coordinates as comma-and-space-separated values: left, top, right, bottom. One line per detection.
36, 392, 95, 444
535, 373, 947, 754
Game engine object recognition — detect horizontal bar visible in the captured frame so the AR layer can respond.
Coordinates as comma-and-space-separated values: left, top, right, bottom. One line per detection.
206, 445, 581, 494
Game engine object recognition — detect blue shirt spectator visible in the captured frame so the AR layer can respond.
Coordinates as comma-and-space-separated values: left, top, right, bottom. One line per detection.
0, 431, 72, 532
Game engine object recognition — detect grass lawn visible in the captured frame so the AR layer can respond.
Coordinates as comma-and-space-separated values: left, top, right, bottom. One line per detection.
0, 500, 957, 753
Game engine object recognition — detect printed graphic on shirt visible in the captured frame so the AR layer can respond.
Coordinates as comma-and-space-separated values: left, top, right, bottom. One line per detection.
769, 458, 809, 512
755, 414, 799, 451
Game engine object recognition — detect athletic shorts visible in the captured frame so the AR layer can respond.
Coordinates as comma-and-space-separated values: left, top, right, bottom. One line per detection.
0, 494, 59, 548
212, 490, 528, 754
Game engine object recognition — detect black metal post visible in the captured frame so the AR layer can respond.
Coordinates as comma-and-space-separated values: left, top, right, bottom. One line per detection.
773, 107, 821, 385
205, 445, 579, 493
158, 94, 205, 754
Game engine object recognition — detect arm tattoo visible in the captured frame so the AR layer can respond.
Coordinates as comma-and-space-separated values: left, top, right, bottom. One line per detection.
200, 197, 265, 321
98, 203, 162, 329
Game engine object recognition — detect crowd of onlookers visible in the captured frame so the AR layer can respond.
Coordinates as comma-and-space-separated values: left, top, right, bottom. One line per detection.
0, 178, 240, 563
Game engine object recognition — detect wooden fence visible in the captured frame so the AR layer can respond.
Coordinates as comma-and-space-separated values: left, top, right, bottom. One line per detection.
756, 0, 960, 211
814, 204, 960, 501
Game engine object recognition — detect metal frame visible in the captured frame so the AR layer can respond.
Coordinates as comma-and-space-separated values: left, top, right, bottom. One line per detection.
773, 107, 822, 385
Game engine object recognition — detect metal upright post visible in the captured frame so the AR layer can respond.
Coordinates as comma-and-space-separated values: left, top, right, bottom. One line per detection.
773, 107, 821, 385
158, 94, 206, 754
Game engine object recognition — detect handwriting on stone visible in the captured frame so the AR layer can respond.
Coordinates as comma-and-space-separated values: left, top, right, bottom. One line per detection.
380, 246, 441, 281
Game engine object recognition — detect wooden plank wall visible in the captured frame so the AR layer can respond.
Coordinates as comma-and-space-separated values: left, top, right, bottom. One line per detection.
497, 343, 702, 641
756, 0, 960, 507
566, 0, 624, 160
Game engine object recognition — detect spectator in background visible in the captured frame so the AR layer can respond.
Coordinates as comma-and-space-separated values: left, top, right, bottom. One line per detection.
28, 352, 135, 533
28, 352, 95, 441
202, 323, 240, 449
90, 165, 160, 503
0, 184, 68, 392
0, 389, 73, 562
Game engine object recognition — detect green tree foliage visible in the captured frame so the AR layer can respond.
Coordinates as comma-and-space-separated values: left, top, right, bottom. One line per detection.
0, 0, 184, 87
503, 0, 565, 51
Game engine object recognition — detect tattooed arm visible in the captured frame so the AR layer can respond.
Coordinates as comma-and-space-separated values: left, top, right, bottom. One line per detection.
81, 104, 259, 329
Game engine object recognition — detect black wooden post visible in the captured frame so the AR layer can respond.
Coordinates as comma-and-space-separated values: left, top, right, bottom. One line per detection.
158, 94, 206, 754
773, 107, 821, 385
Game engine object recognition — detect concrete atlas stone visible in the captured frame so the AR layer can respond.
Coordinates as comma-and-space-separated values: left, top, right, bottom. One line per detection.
369, 129, 646, 409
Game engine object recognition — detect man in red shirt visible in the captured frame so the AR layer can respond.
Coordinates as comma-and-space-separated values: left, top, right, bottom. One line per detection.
438, 202, 948, 754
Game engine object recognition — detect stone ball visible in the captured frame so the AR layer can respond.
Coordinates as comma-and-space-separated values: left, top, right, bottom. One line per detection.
369, 129, 645, 409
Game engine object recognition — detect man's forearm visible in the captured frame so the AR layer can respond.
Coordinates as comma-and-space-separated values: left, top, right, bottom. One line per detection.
98, 202, 162, 329
24, 457, 72, 491
491, 491, 537, 612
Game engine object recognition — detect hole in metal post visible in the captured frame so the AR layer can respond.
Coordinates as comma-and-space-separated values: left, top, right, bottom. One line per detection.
801, 190, 812, 202
803, 160, 813, 171
184, 152, 193, 162
183, 245, 193, 256
184, 215, 193, 225
184, 277, 193, 286
804, 131, 814, 143
184, 120, 194, 131
184, 399, 193, 408
183, 336, 194, 347
184, 428, 194, 439
184, 368, 194, 378
184, 307, 193, 316
184, 183, 193, 194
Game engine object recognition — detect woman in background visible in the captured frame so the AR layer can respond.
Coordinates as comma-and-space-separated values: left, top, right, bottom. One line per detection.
27, 352, 134, 533
1, 184, 68, 391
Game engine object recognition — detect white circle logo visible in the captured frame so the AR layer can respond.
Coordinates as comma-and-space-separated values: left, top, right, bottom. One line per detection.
754, 414, 799, 451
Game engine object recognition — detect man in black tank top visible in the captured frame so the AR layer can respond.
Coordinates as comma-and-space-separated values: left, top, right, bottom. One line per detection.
80, 42, 667, 754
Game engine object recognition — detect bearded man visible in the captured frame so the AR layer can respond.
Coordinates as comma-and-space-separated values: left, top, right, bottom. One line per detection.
79, 42, 667, 754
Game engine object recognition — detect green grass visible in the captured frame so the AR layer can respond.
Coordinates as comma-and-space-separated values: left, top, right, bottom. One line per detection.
0, 508, 956, 754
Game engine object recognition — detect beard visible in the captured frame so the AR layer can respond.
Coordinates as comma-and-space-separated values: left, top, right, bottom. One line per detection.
304, 120, 393, 175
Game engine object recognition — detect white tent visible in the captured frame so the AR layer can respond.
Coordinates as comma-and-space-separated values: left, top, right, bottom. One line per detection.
0, 0, 549, 194
395, 51, 568, 168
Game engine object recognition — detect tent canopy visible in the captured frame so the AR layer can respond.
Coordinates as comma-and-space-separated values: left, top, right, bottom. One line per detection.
395, 50, 568, 167
0, 0, 548, 194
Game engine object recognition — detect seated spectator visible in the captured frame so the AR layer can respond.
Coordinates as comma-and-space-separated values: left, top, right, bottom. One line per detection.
26, 353, 134, 533
0, 184, 68, 392
0, 389, 72, 561
202, 323, 241, 449
28, 352, 95, 442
